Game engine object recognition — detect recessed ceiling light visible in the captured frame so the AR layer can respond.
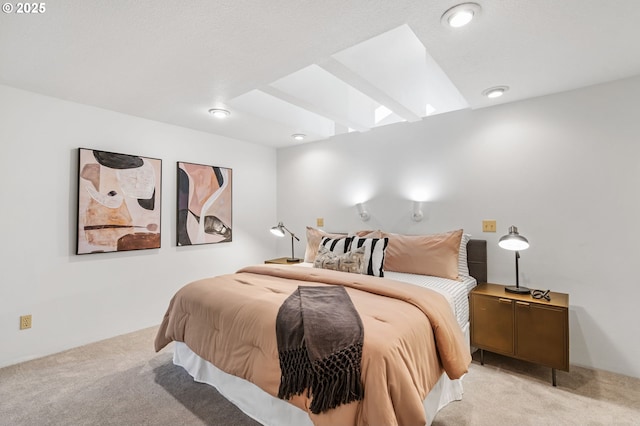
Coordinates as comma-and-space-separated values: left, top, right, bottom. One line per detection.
482, 86, 509, 99
208, 108, 230, 119
292, 133, 306, 141
441, 3, 481, 28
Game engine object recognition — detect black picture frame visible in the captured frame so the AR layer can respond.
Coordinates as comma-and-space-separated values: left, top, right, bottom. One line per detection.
76, 148, 162, 254
177, 161, 232, 246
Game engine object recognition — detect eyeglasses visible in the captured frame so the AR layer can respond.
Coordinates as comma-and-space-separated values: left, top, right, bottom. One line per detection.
531, 289, 551, 301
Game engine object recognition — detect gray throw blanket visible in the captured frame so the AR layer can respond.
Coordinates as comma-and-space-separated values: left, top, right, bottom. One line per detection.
276, 285, 364, 414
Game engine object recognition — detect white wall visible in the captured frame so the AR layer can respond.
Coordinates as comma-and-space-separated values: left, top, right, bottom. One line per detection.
0, 85, 277, 368
276, 75, 640, 378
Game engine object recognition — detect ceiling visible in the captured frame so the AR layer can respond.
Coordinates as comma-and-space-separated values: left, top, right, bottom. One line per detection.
2, 0, 640, 148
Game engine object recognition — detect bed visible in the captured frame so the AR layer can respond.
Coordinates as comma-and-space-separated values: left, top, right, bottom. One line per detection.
155, 232, 487, 425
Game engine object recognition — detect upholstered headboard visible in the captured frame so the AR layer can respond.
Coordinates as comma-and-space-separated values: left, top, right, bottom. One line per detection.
467, 239, 487, 283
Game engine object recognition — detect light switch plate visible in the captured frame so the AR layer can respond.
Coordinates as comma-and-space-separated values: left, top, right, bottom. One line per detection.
482, 220, 497, 232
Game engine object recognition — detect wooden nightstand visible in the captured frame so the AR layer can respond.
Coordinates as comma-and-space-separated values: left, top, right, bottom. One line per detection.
264, 257, 302, 265
470, 283, 569, 386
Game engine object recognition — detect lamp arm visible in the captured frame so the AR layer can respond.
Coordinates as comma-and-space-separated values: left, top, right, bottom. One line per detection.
282, 224, 300, 241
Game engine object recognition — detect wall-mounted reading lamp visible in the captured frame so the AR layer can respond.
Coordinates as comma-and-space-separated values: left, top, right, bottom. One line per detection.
356, 203, 370, 221
270, 222, 301, 263
411, 201, 424, 222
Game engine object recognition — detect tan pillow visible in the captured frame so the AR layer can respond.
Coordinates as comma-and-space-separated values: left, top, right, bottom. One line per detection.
382, 229, 463, 280
353, 229, 382, 238
304, 227, 347, 263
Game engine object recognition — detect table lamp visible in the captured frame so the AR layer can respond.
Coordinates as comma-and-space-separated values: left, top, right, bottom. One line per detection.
498, 225, 530, 294
270, 222, 301, 263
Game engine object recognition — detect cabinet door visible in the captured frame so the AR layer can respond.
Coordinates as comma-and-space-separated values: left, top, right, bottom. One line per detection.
515, 302, 568, 370
471, 294, 514, 355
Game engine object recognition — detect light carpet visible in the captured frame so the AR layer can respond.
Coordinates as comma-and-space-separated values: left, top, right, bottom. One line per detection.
1, 326, 638, 425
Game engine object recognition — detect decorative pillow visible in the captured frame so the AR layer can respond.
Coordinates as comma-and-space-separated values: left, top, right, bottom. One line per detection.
381, 229, 463, 280
314, 245, 365, 274
458, 233, 472, 277
350, 237, 389, 277
319, 236, 353, 254
304, 227, 346, 262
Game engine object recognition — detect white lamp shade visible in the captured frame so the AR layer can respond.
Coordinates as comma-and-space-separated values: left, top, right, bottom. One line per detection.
498, 226, 529, 251
270, 223, 285, 237
498, 238, 529, 251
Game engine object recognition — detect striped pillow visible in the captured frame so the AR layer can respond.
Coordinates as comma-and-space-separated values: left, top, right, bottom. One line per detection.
319, 236, 353, 254
350, 237, 389, 277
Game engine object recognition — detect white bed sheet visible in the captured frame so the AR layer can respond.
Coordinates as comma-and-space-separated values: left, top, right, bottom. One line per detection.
385, 271, 476, 328
296, 262, 476, 328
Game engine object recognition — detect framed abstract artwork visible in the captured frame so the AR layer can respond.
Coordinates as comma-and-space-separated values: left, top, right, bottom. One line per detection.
76, 148, 162, 254
177, 162, 232, 246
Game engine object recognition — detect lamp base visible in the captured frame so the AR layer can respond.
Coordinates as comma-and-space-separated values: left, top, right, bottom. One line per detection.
505, 286, 531, 295
286, 258, 302, 263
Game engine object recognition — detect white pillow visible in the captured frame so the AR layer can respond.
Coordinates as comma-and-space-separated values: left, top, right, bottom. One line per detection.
458, 233, 471, 277
350, 237, 389, 277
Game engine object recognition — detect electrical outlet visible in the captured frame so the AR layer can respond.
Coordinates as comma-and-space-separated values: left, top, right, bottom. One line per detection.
316, 217, 324, 227
20, 314, 32, 330
482, 220, 497, 232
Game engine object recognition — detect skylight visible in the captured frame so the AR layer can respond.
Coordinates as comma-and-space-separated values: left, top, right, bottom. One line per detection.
228, 24, 468, 142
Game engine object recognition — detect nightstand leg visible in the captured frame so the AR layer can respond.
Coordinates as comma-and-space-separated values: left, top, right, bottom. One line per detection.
552, 368, 557, 387
480, 349, 484, 365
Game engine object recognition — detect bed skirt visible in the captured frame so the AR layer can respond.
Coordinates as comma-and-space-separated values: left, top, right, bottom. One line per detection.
172, 323, 469, 425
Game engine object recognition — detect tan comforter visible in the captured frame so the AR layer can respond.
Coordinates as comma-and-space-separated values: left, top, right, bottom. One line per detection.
155, 264, 471, 426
